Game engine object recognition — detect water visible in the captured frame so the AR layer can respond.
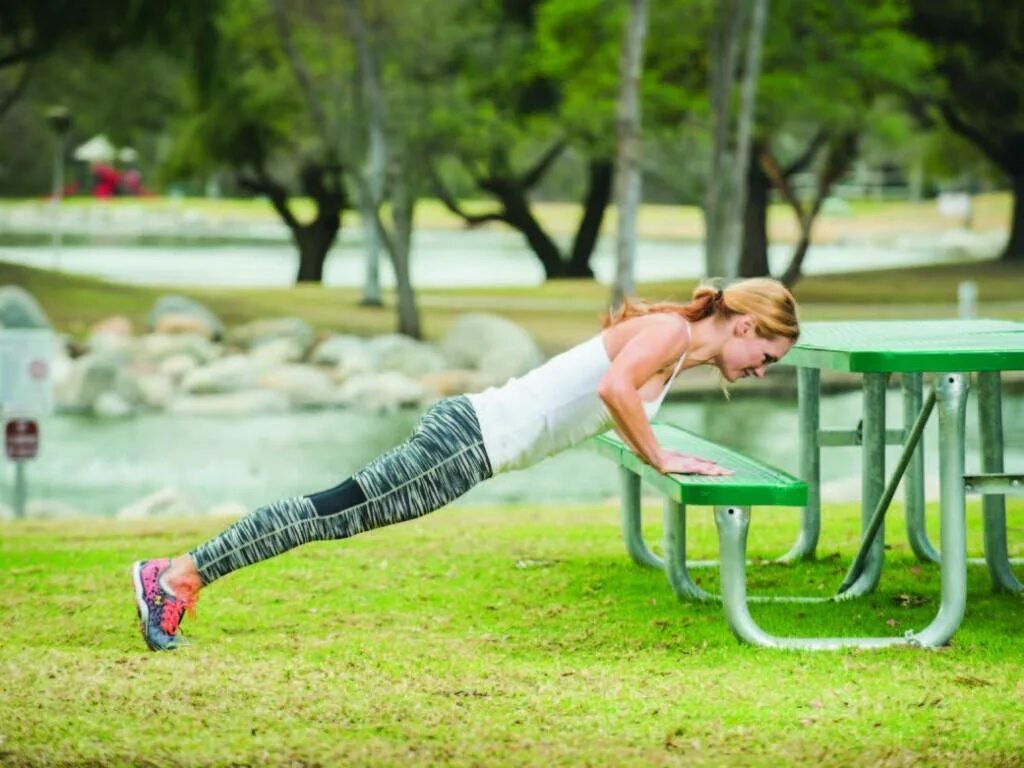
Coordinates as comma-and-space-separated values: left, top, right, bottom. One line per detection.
0, 227, 999, 288
5, 389, 1022, 517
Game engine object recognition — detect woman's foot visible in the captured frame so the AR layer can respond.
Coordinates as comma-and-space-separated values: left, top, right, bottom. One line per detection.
131, 558, 199, 651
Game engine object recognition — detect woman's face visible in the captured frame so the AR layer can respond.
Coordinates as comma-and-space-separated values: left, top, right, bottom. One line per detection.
716, 316, 794, 382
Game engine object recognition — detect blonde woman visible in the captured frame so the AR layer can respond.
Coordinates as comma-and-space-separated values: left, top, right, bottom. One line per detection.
133, 277, 799, 650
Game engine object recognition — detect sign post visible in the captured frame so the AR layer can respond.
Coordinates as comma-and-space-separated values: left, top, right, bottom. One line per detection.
1, 329, 56, 519
6, 419, 39, 518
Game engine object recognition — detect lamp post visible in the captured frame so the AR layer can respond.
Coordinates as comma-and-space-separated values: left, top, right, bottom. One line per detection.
45, 106, 72, 271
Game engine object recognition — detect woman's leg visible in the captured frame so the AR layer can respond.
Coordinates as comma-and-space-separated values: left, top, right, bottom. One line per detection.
134, 397, 492, 648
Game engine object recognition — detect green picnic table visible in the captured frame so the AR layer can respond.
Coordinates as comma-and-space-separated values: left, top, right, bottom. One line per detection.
760, 319, 1024, 649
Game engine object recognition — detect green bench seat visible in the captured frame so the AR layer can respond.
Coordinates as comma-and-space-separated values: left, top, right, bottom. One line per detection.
592, 422, 817, 644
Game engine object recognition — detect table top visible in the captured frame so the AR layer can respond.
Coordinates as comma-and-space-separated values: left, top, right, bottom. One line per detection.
782, 319, 1024, 373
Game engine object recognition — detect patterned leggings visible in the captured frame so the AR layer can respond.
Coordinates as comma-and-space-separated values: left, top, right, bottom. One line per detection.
189, 396, 493, 586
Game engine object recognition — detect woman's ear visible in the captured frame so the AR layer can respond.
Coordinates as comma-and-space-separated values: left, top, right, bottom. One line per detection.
734, 314, 756, 337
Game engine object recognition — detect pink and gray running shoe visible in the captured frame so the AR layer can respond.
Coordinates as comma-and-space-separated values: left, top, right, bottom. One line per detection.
132, 558, 197, 651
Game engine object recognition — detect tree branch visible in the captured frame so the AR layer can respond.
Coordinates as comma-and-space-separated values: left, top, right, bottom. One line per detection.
268, 0, 332, 153
780, 129, 827, 178
759, 145, 806, 222
519, 139, 567, 190
237, 167, 300, 231
0, 61, 33, 121
939, 102, 1012, 172
427, 161, 508, 227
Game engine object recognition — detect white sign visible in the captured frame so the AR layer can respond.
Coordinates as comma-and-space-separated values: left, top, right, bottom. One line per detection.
0, 329, 56, 417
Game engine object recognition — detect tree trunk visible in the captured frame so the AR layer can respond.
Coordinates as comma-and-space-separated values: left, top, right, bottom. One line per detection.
386, 151, 422, 339
611, 0, 648, 305
487, 180, 566, 278
567, 158, 613, 278
705, 0, 747, 278
1003, 174, 1024, 262
738, 146, 770, 277
294, 216, 338, 283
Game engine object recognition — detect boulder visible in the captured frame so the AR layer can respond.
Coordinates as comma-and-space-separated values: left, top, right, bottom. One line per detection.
0, 285, 51, 329
419, 369, 492, 397
54, 352, 122, 412
257, 364, 337, 408
249, 337, 306, 365
439, 314, 542, 386
225, 317, 315, 355
136, 333, 220, 366
134, 372, 176, 409
179, 354, 264, 394
26, 499, 84, 519
169, 389, 290, 416
157, 353, 199, 382
117, 488, 203, 519
87, 315, 135, 355
368, 334, 447, 378
312, 334, 371, 366
148, 295, 223, 340
93, 390, 135, 419
335, 372, 432, 412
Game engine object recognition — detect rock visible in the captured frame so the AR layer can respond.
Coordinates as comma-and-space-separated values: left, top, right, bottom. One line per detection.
225, 317, 315, 355
257, 364, 337, 408
180, 354, 264, 394
335, 372, 431, 412
368, 334, 447, 378
311, 334, 368, 366
54, 352, 122, 412
148, 295, 223, 340
93, 390, 135, 419
249, 337, 306, 365
439, 314, 543, 386
207, 501, 249, 519
134, 372, 176, 409
89, 315, 134, 337
136, 333, 220, 366
117, 488, 203, 519
419, 369, 492, 397
87, 316, 135, 355
169, 389, 290, 416
0, 285, 51, 329
157, 353, 199, 382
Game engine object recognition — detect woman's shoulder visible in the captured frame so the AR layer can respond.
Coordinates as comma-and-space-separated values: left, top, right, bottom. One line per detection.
601, 312, 689, 361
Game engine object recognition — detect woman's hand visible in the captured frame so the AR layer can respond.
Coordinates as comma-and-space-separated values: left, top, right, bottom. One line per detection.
656, 450, 733, 476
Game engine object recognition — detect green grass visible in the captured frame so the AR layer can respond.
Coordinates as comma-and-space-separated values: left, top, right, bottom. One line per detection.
2, 259, 1022, 356
1, 499, 1022, 766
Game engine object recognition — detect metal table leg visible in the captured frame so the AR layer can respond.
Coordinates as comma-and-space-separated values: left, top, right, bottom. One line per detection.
904, 372, 939, 563
840, 372, 887, 598
619, 466, 662, 569
715, 377, 968, 649
663, 499, 714, 601
780, 366, 821, 563
976, 371, 1023, 593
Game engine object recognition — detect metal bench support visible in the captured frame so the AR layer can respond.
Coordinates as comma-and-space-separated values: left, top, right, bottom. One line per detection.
619, 466, 663, 569
780, 366, 821, 563
714, 373, 970, 649
977, 371, 1023, 593
903, 373, 940, 563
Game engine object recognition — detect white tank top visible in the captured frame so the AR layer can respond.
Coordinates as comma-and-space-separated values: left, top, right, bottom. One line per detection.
467, 329, 688, 474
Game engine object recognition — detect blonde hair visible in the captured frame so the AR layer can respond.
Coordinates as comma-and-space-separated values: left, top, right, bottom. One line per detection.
603, 277, 800, 340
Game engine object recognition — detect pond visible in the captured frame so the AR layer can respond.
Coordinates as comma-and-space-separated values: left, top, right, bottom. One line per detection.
6, 388, 1022, 517
0, 226, 1000, 288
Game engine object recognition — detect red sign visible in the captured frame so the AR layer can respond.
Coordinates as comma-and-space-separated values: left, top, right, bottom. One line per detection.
28, 359, 48, 381
5, 419, 38, 460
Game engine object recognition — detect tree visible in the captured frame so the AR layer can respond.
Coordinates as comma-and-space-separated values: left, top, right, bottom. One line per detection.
430, 0, 620, 280
738, 0, 931, 284
704, 0, 769, 279
612, 0, 650, 306
906, 0, 1024, 262
166, 0, 349, 285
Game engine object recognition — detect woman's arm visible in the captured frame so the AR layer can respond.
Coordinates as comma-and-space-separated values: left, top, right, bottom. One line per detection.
597, 316, 683, 470
598, 316, 729, 476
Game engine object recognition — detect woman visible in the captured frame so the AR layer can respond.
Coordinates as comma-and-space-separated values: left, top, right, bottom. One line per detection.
132, 277, 799, 651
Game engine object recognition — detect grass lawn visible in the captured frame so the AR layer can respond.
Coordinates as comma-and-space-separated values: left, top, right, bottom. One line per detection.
1, 258, 1022, 355
1, 499, 1022, 766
